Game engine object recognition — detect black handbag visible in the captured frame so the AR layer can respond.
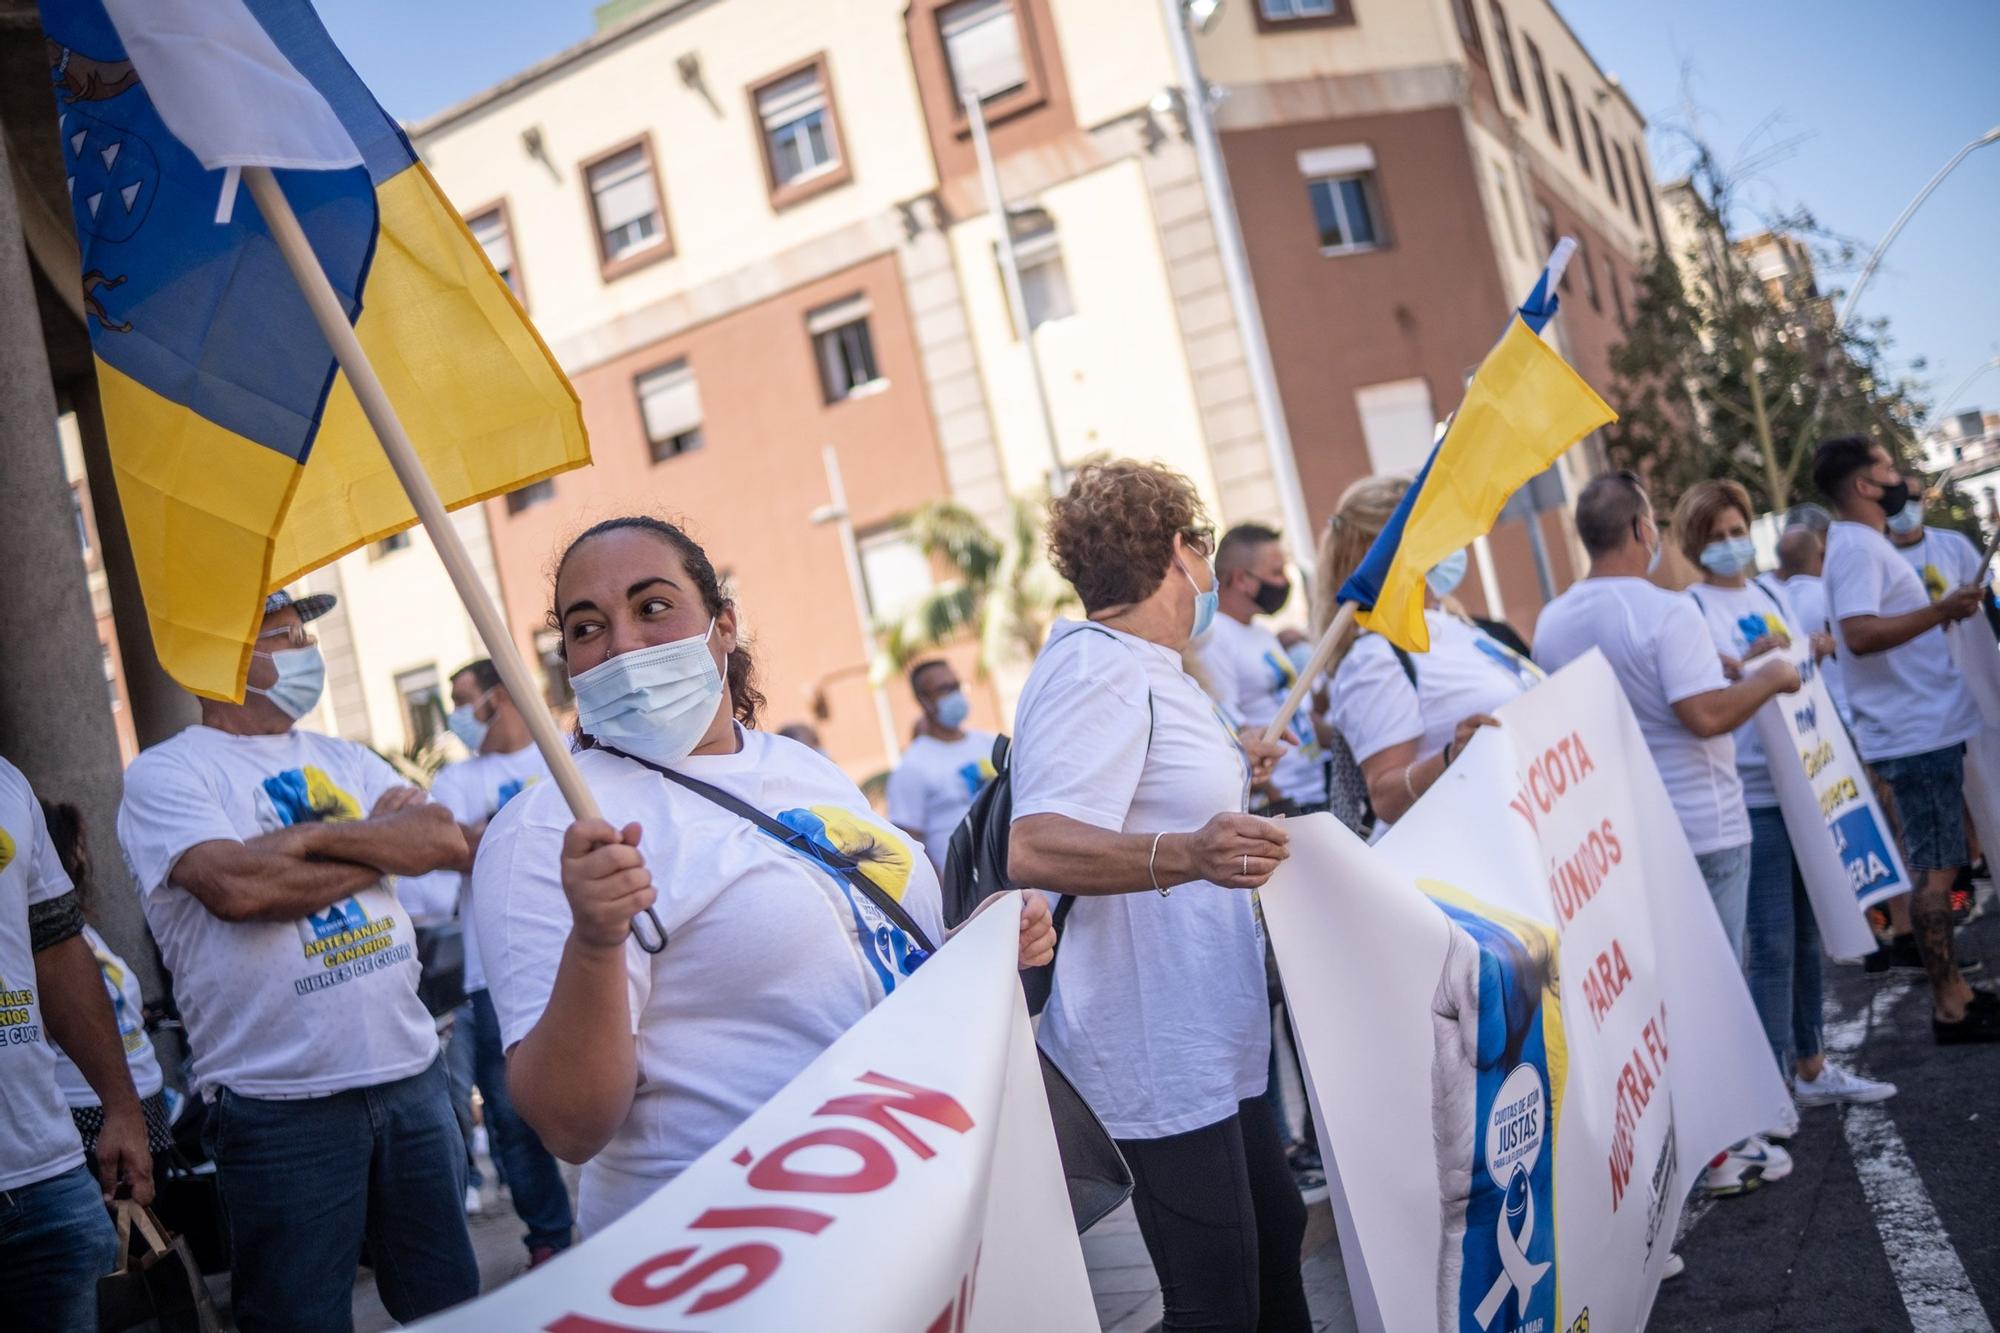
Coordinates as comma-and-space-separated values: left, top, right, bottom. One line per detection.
97, 1199, 222, 1332
413, 920, 468, 1018
607, 748, 1135, 1233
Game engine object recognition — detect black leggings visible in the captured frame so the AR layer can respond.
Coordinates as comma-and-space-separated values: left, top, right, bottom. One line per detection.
1116, 1097, 1311, 1332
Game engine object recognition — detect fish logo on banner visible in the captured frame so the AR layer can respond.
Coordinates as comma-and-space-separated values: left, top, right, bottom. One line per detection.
1426, 881, 1567, 1333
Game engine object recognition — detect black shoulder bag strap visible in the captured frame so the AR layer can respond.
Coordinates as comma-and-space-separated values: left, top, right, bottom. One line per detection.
600, 747, 937, 952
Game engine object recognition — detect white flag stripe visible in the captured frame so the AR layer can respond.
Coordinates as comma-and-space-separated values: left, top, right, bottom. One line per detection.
102, 0, 361, 172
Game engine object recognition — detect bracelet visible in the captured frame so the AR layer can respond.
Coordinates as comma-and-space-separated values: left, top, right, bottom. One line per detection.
1148, 831, 1172, 897
1401, 763, 1420, 804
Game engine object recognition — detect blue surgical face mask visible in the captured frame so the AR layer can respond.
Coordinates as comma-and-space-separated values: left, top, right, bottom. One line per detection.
1427, 549, 1469, 599
446, 696, 491, 752
933, 689, 971, 730
1886, 499, 1924, 536
247, 645, 325, 720
1285, 641, 1314, 676
1179, 555, 1218, 639
572, 620, 724, 768
1699, 535, 1758, 576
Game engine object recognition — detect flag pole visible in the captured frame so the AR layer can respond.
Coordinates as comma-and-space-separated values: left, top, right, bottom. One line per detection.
1261, 602, 1357, 747
243, 167, 668, 953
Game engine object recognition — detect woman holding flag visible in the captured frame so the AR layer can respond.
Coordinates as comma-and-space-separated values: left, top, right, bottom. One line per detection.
1313, 476, 1542, 829
1006, 460, 1306, 1332
1673, 482, 1896, 1109
471, 517, 1056, 1236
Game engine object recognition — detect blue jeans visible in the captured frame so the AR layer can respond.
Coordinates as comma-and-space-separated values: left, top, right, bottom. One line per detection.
0, 1163, 118, 1333
1874, 744, 1969, 872
1745, 807, 1824, 1074
465, 988, 574, 1252
204, 1057, 479, 1332
444, 1002, 484, 1192
1695, 841, 1753, 968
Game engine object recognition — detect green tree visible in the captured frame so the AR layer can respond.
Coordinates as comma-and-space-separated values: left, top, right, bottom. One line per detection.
1605, 137, 1927, 515
873, 492, 1075, 680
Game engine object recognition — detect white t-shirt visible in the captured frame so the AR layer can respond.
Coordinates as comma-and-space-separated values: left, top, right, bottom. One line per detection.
1824, 521, 1980, 763
475, 729, 944, 1236
1894, 526, 1981, 603
1534, 579, 1750, 855
118, 726, 439, 1099
885, 730, 998, 871
51, 925, 164, 1106
1330, 611, 1545, 771
0, 758, 86, 1191
1782, 575, 1851, 724
1010, 619, 1269, 1140
1685, 582, 1797, 810
1196, 613, 1324, 806
400, 745, 550, 993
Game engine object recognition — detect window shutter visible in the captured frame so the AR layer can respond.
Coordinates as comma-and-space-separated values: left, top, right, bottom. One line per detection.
637, 361, 702, 443
941, 0, 1026, 102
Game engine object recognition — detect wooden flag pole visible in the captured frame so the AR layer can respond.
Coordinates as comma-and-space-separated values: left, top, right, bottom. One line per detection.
244, 167, 668, 953
1260, 602, 1358, 748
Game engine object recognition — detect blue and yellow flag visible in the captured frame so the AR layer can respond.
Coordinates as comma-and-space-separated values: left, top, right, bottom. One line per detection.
39, 0, 588, 700
1339, 243, 1614, 653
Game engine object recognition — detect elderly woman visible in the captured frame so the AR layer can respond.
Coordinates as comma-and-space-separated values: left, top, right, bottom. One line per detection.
1007, 461, 1306, 1331
472, 516, 1055, 1236
1672, 481, 1893, 1118
1315, 476, 1540, 830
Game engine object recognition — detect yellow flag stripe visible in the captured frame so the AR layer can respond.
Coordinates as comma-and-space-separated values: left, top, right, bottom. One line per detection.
1359, 318, 1615, 653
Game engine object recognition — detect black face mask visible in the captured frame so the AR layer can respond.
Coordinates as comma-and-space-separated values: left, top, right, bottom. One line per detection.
1873, 477, 1911, 519
1252, 577, 1291, 616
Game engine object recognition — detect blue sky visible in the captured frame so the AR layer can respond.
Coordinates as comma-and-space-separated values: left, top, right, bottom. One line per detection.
324, 0, 2000, 420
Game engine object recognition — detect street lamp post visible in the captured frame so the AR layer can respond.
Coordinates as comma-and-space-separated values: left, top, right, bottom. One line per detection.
1158, 0, 1316, 573
1837, 125, 2000, 331
811, 444, 903, 769
964, 90, 1068, 494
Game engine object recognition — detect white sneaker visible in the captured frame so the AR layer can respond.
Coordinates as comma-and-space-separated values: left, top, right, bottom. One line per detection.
1663, 1253, 1686, 1280
1795, 1063, 1897, 1107
464, 1184, 485, 1216
1746, 1135, 1792, 1183
1703, 1140, 1769, 1196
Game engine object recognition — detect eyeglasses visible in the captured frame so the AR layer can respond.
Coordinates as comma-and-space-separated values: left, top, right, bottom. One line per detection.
255, 623, 316, 651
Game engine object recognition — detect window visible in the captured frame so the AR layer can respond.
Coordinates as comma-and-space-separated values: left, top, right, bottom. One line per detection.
101, 643, 120, 712
1488, 4, 1526, 106
1259, 0, 1338, 19
858, 528, 936, 621
70, 485, 91, 560
1589, 113, 1618, 205
583, 139, 669, 274
1558, 77, 1590, 176
1610, 267, 1628, 328
395, 665, 444, 749
1534, 200, 1568, 290
466, 204, 522, 301
754, 57, 849, 206
1307, 173, 1382, 255
1632, 141, 1664, 246
940, 0, 1026, 104
1525, 39, 1558, 143
1354, 379, 1437, 477
370, 531, 412, 559
1492, 161, 1525, 257
1450, 0, 1484, 57
506, 479, 555, 514
1614, 142, 1642, 227
1004, 214, 1076, 335
636, 359, 704, 463
1580, 244, 1601, 311
808, 296, 884, 402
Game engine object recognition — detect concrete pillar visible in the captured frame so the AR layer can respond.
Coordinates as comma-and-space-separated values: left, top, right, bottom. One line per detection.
0, 123, 160, 998
66, 375, 201, 749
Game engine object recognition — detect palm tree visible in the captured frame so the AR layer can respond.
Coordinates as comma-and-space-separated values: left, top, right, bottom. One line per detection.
874, 492, 1075, 681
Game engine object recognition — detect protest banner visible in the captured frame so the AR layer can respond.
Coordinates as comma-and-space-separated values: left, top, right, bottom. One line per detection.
1265, 650, 1791, 1333
1943, 620, 2000, 865
415, 893, 1093, 1332
1748, 644, 1908, 959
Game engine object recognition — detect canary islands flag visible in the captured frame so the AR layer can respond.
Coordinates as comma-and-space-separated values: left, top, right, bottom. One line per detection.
39, 0, 588, 700
1338, 241, 1614, 653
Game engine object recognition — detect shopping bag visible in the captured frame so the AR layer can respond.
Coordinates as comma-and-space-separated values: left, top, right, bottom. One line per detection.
96, 1199, 222, 1333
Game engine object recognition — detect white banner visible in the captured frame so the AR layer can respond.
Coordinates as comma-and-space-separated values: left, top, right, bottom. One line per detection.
1749, 645, 1908, 959
416, 893, 1093, 1332
1265, 651, 1791, 1333
1944, 620, 2000, 864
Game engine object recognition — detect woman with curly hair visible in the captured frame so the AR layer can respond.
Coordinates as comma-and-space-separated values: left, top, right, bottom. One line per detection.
1008, 460, 1306, 1330
470, 517, 1056, 1235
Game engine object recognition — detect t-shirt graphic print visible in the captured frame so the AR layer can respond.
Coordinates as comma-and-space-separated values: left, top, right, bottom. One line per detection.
768, 804, 930, 995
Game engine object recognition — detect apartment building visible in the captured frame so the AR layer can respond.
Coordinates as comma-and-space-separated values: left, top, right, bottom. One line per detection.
57, 414, 137, 764
408, 0, 1664, 776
